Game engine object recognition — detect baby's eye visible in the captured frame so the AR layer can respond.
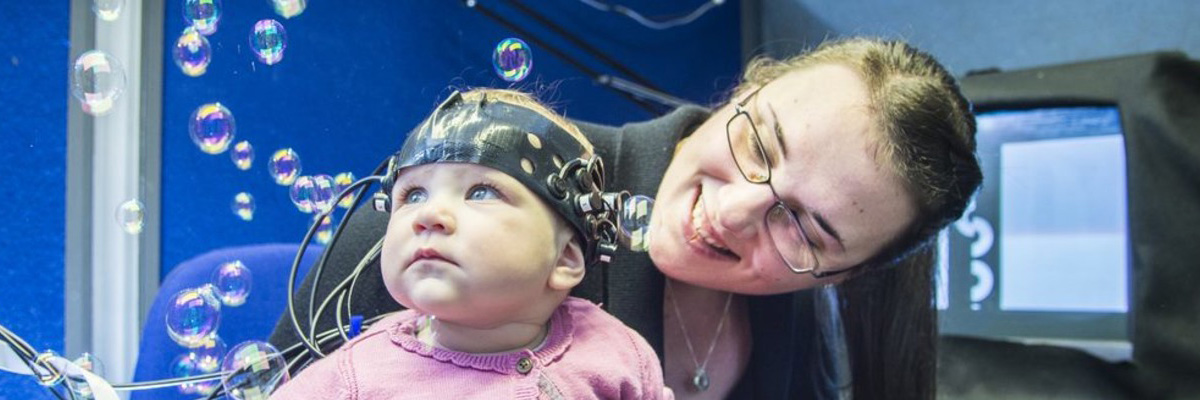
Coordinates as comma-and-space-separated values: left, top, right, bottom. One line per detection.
466, 184, 501, 201
401, 188, 428, 204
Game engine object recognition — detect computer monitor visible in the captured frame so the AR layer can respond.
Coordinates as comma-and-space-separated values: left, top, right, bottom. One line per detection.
937, 52, 1200, 361
938, 106, 1129, 342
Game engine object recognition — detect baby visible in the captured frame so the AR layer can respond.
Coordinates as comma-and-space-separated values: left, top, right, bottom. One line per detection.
270, 89, 670, 399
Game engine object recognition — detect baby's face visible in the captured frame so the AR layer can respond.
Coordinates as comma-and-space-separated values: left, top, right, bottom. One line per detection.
379, 163, 569, 327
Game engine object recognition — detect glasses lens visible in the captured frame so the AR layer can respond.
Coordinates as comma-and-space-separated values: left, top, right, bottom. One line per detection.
727, 112, 770, 183
766, 204, 820, 274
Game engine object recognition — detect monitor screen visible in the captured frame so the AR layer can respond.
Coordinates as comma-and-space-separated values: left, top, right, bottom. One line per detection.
938, 106, 1129, 343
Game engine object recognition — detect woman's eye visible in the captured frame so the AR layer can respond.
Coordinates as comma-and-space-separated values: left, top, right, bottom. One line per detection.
401, 188, 428, 204
466, 185, 501, 201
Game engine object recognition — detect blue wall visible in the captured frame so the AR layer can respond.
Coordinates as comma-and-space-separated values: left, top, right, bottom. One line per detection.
160, 1, 741, 277
0, 1, 68, 398
761, 0, 1199, 76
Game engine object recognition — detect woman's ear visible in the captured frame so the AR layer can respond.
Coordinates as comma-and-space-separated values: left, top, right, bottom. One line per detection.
548, 238, 586, 291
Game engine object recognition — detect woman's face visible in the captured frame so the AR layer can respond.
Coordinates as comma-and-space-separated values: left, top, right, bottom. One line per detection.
650, 64, 917, 295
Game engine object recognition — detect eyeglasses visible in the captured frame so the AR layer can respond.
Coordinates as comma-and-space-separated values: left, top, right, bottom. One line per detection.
725, 86, 851, 278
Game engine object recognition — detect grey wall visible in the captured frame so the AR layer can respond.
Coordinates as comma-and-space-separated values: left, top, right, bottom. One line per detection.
756, 0, 1199, 75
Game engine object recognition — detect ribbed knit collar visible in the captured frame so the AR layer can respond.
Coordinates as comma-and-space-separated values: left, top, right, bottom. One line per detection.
388, 300, 577, 375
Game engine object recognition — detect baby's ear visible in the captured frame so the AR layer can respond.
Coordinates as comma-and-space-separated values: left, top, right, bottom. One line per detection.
548, 238, 586, 291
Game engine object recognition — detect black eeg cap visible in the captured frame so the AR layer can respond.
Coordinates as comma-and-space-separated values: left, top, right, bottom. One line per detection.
374, 91, 621, 266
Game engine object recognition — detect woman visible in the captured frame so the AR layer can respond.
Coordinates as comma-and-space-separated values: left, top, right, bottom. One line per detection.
271, 37, 980, 399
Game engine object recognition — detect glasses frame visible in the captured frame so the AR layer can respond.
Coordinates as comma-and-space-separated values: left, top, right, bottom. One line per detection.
724, 86, 852, 279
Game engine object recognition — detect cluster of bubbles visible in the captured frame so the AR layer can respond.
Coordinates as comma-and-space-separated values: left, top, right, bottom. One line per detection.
493, 38, 533, 82
71, 50, 127, 116
161, 260, 295, 398
171, 1, 296, 77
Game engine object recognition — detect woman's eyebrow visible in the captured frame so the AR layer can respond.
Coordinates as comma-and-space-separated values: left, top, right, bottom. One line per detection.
766, 104, 788, 157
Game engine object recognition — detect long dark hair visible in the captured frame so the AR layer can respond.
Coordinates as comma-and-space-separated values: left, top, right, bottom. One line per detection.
737, 38, 982, 399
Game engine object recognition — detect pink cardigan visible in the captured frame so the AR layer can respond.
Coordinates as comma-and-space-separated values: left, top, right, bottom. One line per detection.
270, 297, 671, 399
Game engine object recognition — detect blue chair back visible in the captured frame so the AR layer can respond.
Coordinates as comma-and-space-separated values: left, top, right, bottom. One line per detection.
131, 243, 323, 399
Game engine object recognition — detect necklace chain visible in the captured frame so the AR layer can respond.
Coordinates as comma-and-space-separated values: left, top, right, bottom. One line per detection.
666, 279, 733, 380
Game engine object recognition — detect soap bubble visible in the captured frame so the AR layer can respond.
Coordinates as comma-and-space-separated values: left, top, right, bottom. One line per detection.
250, 19, 288, 65
93, 0, 124, 21
211, 260, 253, 307
231, 140, 254, 170
165, 286, 222, 348
171, 351, 219, 395
310, 174, 336, 213
270, 0, 306, 18
72, 352, 104, 377
269, 148, 301, 186
189, 103, 236, 155
333, 172, 356, 208
232, 192, 255, 221
184, 0, 221, 35
314, 214, 334, 245
493, 38, 532, 82
116, 198, 144, 235
288, 175, 316, 213
173, 27, 211, 77
619, 194, 654, 252
72, 50, 126, 116
221, 341, 290, 400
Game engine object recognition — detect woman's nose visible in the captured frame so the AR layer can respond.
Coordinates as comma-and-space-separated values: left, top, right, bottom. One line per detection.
714, 181, 776, 239
412, 202, 456, 235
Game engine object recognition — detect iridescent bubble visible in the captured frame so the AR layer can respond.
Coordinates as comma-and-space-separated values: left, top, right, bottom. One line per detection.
171, 352, 219, 395
211, 260, 253, 307
231, 140, 254, 170
116, 198, 144, 235
493, 38, 532, 82
72, 352, 104, 377
93, 0, 124, 21
310, 174, 336, 213
232, 192, 255, 221
189, 102, 236, 154
184, 0, 221, 36
250, 19, 288, 65
288, 175, 315, 213
221, 341, 290, 400
173, 27, 211, 77
71, 50, 126, 116
619, 194, 654, 252
165, 286, 222, 348
314, 214, 334, 245
191, 335, 229, 372
269, 148, 301, 186
270, 0, 306, 18
333, 172, 356, 208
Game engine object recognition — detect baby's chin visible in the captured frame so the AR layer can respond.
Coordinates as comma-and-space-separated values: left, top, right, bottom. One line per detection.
401, 279, 465, 315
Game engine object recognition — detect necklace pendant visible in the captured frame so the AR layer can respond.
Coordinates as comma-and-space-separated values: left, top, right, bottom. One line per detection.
692, 368, 710, 392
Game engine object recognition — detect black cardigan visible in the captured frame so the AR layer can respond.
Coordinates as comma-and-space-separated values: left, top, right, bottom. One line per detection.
268, 106, 819, 399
